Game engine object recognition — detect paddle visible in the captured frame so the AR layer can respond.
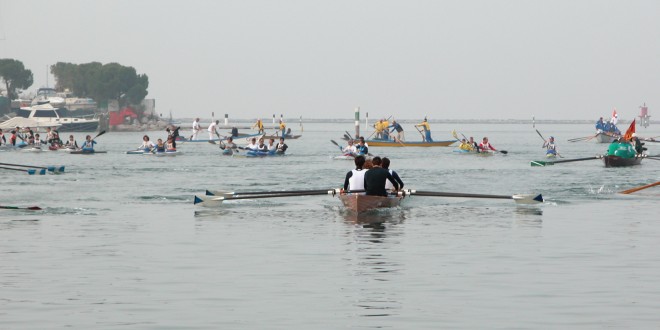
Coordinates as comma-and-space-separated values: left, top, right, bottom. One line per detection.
93, 130, 106, 140
0, 166, 46, 175
620, 181, 660, 194
0, 205, 42, 210
404, 189, 543, 204
531, 156, 602, 167
345, 131, 354, 140
536, 129, 563, 158
330, 140, 343, 152
0, 162, 65, 173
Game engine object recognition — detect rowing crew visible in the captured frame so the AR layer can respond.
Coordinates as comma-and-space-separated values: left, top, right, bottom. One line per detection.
244, 137, 288, 153
343, 155, 404, 196
458, 136, 498, 152
138, 134, 177, 153
341, 137, 369, 157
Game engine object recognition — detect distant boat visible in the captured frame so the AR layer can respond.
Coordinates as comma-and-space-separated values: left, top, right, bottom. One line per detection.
15, 102, 99, 132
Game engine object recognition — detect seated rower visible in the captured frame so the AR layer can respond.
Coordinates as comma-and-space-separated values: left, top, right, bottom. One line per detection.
139, 135, 156, 152
342, 139, 357, 155
256, 138, 268, 152
543, 136, 558, 156
458, 138, 473, 151
479, 137, 497, 151
246, 137, 258, 151
276, 137, 288, 154
65, 135, 79, 149
364, 156, 399, 196
155, 138, 166, 152
81, 135, 96, 151
355, 139, 369, 156
343, 155, 367, 192
33, 133, 45, 147
220, 136, 237, 155
267, 138, 277, 152
469, 136, 480, 152
166, 137, 176, 151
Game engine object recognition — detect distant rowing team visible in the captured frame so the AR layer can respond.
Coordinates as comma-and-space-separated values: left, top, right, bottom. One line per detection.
219, 136, 288, 156
457, 136, 500, 153
0, 126, 97, 152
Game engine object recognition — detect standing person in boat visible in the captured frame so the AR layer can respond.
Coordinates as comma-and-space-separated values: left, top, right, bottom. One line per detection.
276, 137, 288, 154
389, 120, 405, 142
65, 135, 79, 149
381, 157, 404, 192
252, 118, 264, 134
542, 136, 558, 156
139, 135, 156, 151
595, 117, 605, 131
364, 156, 399, 196
479, 137, 497, 152
631, 134, 647, 154
190, 118, 201, 140
279, 119, 286, 138
81, 135, 96, 152
246, 137, 258, 151
343, 155, 368, 192
355, 138, 369, 156
415, 118, 433, 142
208, 120, 220, 140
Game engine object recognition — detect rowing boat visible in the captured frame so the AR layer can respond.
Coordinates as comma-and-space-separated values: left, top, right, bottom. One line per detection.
152, 150, 182, 157
69, 150, 107, 154
603, 155, 643, 167
595, 131, 619, 143
21, 146, 43, 152
338, 193, 403, 213
244, 150, 285, 157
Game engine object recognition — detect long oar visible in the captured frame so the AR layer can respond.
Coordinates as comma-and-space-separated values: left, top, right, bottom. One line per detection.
0, 162, 64, 173
620, 181, 660, 194
531, 155, 602, 167
0, 205, 42, 210
194, 189, 340, 207
568, 134, 597, 142
404, 189, 543, 204
206, 188, 339, 196
93, 130, 106, 140
345, 131, 354, 140
0, 166, 46, 175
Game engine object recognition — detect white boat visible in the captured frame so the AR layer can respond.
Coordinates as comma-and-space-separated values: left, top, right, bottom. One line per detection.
31, 88, 66, 107
595, 131, 618, 143
15, 102, 99, 132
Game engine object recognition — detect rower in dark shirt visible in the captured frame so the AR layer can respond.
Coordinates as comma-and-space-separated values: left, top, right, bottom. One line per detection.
363, 156, 399, 196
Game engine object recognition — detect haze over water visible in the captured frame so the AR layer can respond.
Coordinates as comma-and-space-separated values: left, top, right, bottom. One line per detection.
1, 122, 659, 329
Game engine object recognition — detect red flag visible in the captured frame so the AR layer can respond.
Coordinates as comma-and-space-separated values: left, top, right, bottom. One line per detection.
623, 119, 636, 141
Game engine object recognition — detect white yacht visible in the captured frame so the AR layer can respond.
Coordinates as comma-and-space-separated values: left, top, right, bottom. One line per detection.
15, 102, 99, 131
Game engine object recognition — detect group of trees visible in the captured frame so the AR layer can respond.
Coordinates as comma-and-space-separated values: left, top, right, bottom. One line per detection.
0, 58, 149, 114
51, 62, 149, 107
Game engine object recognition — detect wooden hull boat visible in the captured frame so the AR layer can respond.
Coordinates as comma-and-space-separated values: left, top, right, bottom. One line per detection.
603, 155, 643, 167
339, 194, 402, 213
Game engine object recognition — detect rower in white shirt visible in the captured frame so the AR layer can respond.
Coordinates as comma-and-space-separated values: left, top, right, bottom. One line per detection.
246, 137, 258, 151
208, 120, 220, 140
191, 118, 201, 140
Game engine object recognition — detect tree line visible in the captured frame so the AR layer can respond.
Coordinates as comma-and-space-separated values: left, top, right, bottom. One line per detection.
0, 58, 148, 113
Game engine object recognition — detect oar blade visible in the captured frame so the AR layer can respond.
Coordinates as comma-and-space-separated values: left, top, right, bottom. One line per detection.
194, 195, 225, 207
206, 189, 233, 196
512, 194, 544, 204
27, 169, 36, 175
531, 161, 550, 167
27, 206, 42, 210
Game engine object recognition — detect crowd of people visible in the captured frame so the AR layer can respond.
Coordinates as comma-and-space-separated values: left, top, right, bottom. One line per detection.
0, 125, 94, 151
370, 118, 432, 142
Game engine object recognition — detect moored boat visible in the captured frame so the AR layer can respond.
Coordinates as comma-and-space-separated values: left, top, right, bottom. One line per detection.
339, 193, 403, 213
15, 102, 99, 132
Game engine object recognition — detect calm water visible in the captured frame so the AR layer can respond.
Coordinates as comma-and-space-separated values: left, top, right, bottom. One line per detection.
1, 122, 659, 329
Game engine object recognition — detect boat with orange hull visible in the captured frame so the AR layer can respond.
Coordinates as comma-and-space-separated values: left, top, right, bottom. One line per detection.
338, 194, 403, 213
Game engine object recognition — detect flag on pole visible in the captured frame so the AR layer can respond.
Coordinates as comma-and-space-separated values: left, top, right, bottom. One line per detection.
623, 119, 636, 142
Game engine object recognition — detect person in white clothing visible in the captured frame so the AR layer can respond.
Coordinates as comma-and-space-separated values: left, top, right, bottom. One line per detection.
191, 118, 201, 140
343, 155, 368, 192
246, 137, 258, 151
342, 140, 357, 155
267, 138, 277, 151
611, 113, 618, 126
208, 120, 220, 140
139, 135, 156, 151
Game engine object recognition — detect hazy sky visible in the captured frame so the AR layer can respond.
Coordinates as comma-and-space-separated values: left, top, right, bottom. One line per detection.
1, 0, 658, 120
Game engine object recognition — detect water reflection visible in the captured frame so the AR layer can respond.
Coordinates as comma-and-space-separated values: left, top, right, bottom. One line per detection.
342, 210, 406, 322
